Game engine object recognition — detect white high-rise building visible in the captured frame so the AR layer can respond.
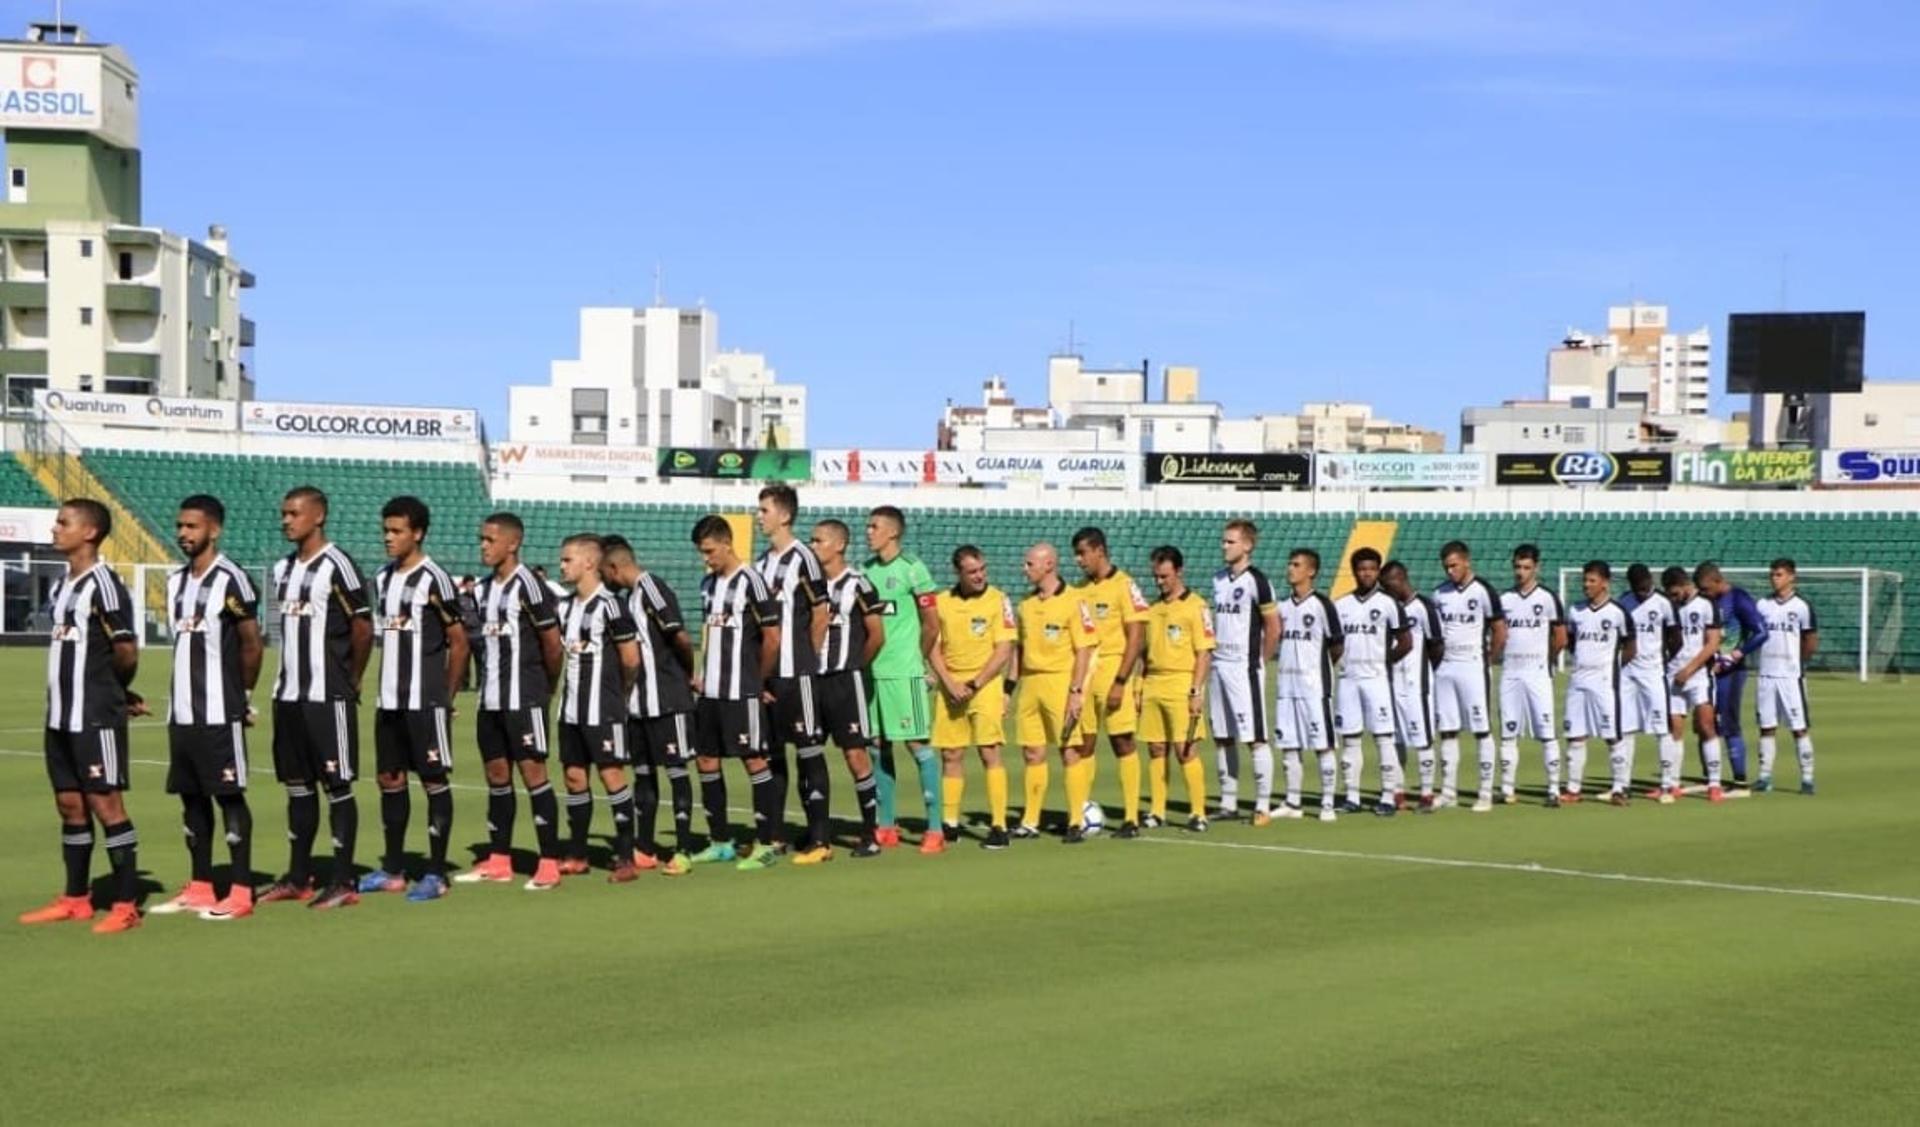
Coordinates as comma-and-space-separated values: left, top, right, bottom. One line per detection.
1546, 303, 1711, 416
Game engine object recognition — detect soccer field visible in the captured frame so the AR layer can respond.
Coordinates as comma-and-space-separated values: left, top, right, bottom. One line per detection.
3, 648, 1917, 1125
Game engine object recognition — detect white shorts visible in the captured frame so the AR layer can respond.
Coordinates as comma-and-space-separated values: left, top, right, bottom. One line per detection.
1499, 671, 1556, 741
1209, 660, 1269, 745
1618, 666, 1669, 735
1668, 668, 1715, 716
1275, 695, 1332, 752
1563, 679, 1620, 742
1434, 662, 1491, 735
1755, 675, 1809, 732
1336, 676, 1396, 737
1391, 666, 1436, 750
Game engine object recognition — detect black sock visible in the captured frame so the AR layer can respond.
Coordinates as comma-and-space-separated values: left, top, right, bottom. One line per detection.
61, 822, 93, 898
380, 786, 410, 875
327, 787, 358, 887
668, 766, 696, 853
853, 768, 879, 835
766, 750, 790, 843
216, 794, 252, 894
564, 789, 593, 859
633, 764, 660, 857
528, 783, 561, 860
486, 785, 516, 855
182, 795, 215, 883
424, 783, 452, 875
102, 819, 138, 904
287, 785, 320, 887
700, 769, 729, 843
798, 748, 831, 849
607, 786, 635, 861
749, 766, 779, 847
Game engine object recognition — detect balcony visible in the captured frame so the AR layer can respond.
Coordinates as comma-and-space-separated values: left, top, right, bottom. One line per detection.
104, 284, 161, 314
0, 348, 48, 374
0, 280, 47, 308
105, 351, 159, 380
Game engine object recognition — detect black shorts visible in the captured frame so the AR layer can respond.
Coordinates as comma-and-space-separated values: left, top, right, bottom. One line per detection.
272, 700, 361, 787
767, 676, 826, 747
816, 671, 873, 751
558, 721, 630, 768
45, 724, 131, 795
475, 706, 550, 763
629, 713, 695, 767
696, 697, 767, 759
167, 722, 249, 796
375, 707, 454, 779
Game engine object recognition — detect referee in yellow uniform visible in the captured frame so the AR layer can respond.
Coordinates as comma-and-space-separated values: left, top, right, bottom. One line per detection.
1069, 527, 1149, 838
1013, 543, 1099, 843
926, 545, 1017, 853
1136, 546, 1216, 832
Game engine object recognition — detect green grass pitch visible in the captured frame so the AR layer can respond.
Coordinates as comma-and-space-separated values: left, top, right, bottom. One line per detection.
3, 647, 1918, 1125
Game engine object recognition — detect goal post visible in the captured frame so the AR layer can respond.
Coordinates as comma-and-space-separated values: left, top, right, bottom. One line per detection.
1555, 566, 1905, 683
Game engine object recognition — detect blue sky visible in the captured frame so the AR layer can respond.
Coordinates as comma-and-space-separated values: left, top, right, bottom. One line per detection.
42, 0, 1920, 446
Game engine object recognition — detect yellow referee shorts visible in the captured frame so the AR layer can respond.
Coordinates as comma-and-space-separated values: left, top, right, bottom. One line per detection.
1072, 654, 1138, 741
1138, 672, 1209, 745
1015, 672, 1076, 748
931, 676, 1006, 749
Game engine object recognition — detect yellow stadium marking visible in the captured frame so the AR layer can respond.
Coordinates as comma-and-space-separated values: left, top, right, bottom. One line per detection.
725, 513, 756, 560
1329, 519, 1397, 598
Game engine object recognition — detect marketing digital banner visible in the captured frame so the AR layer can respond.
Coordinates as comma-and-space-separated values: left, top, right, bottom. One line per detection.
1494, 451, 1672, 488
657, 448, 812, 481
1672, 449, 1816, 487
491, 442, 655, 478
1143, 452, 1310, 489
1314, 453, 1487, 490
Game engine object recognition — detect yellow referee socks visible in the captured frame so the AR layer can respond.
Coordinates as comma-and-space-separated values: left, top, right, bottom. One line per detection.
985, 764, 1009, 830
1149, 755, 1170, 821
1065, 758, 1094, 827
1119, 753, 1142, 826
942, 777, 964, 829
1181, 757, 1208, 816
1023, 762, 1049, 828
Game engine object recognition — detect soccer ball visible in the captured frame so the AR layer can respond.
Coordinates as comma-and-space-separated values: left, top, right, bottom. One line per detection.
1081, 800, 1106, 835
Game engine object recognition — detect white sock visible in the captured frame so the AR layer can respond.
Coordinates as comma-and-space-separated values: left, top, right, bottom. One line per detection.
1609, 739, 1633, 793
1378, 737, 1401, 797
1317, 750, 1338, 808
1252, 744, 1274, 812
1341, 739, 1364, 804
1417, 748, 1435, 797
1658, 735, 1681, 789
1703, 737, 1723, 786
1543, 741, 1562, 795
1796, 735, 1814, 783
1534, 740, 1558, 794
1758, 735, 1777, 779
1282, 749, 1302, 807
1499, 738, 1521, 792
1567, 740, 1588, 793
1439, 738, 1460, 795
1216, 745, 1240, 811
1476, 741, 1496, 801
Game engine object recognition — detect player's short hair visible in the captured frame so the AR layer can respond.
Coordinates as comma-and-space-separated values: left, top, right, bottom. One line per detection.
1350, 546, 1382, 570
1071, 526, 1107, 552
284, 485, 329, 518
691, 514, 733, 545
758, 483, 798, 522
483, 511, 524, 536
1771, 557, 1797, 574
1661, 565, 1690, 589
1150, 545, 1184, 570
1380, 559, 1408, 581
1290, 547, 1321, 575
1694, 561, 1723, 585
1440, 539, 1470, 561
1224, 518, 1258, 544
178, 494, 225, 525
1512, 543, 1540, 564
1626, 562, 1652, 587
61, 497, 112, 545
381, 495, 431, 536
602, 534, 634, 561
815, 519, 851, 548
869, 505, 906, 535
952, 544, 984, 569
1583, 560, 1611, 579
562, 532, 603, 553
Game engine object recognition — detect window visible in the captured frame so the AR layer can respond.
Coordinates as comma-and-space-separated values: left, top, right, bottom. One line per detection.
104, 378, 152, 396
8, 168, 23, 188
5, 375, 47, 409
116, 251, 133, 280
79, 307, 93, 326
79, 374, 93, 392
79, 239, 92, 258
7, 167, 25, 203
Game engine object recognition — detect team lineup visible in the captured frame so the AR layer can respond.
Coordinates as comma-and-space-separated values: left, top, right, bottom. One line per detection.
19, 485, 1823, 931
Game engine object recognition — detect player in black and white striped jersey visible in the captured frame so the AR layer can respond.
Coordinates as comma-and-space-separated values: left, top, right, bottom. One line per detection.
149, 495, 264, 922
754, 484, 831, 852
803, 519, 888, 861
552, 535, 642, 881
360, 497, 468, 902
600, 536, 700, 874
18, 499, 148, 934
457, 512, 566, 891
261, 486, 373, 911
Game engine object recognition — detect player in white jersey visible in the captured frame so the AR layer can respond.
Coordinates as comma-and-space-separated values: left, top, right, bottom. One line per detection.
1429, 541, 1506, 810
1490, 544, 1564, 812
1661, 566, 1727, 803
1273, 548, 1344, 823
1558, 562, 1635, 806
1755, 558, 1819, 795
1381, 561, 1442, 807
1332, 548, 1409, 816
1211, 519, 1281, 821
1619, 564, 1681, 800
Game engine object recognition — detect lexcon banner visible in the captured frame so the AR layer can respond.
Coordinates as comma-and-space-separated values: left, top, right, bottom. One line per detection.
658, 448, 813, 481
1672, 449, 1816, 487
1821, 449, 1920, 486
1314, 453, 1486, 490
243, 400, 478, 442
35, 388, 237, 432
492, 443, 655, 478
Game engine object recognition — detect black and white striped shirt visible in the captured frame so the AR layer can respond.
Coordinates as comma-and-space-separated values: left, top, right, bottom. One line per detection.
167, 554, 258, 726
756, 539, 825, 679
47, 562, 136, 733
475, 565, 559, 711
271, 544, 370, 704
558, 586, 637, 726
821, 569, 885, 675
376, 556, 460, 711
700, 567, 779, 700
626, 573, 694, 718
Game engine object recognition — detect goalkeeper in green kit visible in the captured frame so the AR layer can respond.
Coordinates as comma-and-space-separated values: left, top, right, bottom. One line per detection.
861, 506, 944, 847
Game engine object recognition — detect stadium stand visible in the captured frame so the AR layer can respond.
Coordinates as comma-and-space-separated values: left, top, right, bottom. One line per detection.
0, 453, 55, 508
